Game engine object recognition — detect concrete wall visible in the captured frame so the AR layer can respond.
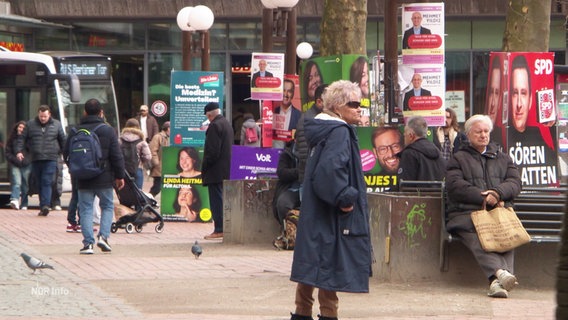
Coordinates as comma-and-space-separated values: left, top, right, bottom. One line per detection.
223, 179, 281, 245
222, 184, 559, 288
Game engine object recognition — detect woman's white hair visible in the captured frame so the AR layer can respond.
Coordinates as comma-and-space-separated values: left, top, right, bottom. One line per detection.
464, 114, 493, 134
322, 80, 361, 113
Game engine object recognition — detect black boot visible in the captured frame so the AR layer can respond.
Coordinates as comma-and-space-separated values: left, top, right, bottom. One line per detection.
290, 312, 313, 320
317, 315, 338, 320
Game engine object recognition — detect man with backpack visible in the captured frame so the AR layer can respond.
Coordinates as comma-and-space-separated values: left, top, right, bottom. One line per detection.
63, 98, 125, 255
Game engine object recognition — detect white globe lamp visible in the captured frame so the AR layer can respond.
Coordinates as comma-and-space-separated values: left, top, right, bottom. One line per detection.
176, 7, 194, 31
296, 42, 313, 60
188, 5, 215, 31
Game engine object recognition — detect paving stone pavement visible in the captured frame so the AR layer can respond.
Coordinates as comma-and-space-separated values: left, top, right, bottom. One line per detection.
0, 191, 557, 320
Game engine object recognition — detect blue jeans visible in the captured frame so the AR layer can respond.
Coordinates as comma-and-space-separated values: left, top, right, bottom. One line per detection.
135, 168, 144, 190
10, 164, 31, 207
78, 187, 114, 246
208, 183, 223, 233
32, 160, 57, 208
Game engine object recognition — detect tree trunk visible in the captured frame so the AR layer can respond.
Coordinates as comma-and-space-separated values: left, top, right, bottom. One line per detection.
320, 0, 368, 56
502, 0, 551, 52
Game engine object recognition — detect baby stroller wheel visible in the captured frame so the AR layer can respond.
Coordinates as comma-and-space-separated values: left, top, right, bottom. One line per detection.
155, 222, 164, 233
125, 223, 135, 234
135, 224, 143, 233
111, 222, 118, 233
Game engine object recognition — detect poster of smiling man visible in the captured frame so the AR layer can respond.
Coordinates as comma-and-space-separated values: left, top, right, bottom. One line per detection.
502, 52, 558, 187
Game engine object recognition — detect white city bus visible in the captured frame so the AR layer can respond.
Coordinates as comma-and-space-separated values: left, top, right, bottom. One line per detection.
0, 48, 120, 196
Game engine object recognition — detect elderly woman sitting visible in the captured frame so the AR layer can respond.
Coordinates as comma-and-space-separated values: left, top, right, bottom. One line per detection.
445, 114, 522, 298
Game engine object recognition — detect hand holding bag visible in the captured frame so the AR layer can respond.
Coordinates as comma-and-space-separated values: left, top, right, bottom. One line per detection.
471, 198, 531, 253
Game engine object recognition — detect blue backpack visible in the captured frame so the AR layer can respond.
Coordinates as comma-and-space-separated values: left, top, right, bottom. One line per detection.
67, 123, 106, 179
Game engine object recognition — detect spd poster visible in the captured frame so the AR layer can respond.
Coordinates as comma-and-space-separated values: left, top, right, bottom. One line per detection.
498, 52, 559, 187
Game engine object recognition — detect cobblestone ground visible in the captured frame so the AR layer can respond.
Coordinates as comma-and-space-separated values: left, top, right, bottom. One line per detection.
0, 191, 557, 320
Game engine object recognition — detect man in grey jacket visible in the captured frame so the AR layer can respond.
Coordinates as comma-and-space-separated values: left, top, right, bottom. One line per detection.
17, 105, 66, 216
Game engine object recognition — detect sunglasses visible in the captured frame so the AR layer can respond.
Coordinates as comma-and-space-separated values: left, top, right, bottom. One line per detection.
345, 101, 361, 109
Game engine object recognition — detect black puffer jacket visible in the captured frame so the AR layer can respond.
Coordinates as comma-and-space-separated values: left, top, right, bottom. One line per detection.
295, 105, 320, 183
445, 141, 522, 224
63, 116, 125, 189
18, 116, 66, 162
6, 134, 30, 167
398, 137, 446, 181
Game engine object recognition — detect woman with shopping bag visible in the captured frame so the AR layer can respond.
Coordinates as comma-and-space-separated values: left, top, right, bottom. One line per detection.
445, 114, 522, 299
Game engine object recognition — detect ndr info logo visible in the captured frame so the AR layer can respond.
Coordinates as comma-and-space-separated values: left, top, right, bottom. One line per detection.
31, 282, 69, 296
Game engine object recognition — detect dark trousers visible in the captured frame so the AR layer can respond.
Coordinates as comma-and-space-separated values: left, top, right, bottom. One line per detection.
149, 177, 162, 196
67, 177, 79, 225
208, 183, 223, 233
455, 229, 515, 279
32, 160, 57, 209
275, 189, 300, 226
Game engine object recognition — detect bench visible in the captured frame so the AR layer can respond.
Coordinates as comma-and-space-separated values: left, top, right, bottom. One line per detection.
399, 180, 567, 272
442, 185, 567, 271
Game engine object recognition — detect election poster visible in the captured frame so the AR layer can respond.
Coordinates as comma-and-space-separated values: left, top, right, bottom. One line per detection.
271, 75, 302, 147
230, 145, 282, 180
400, 65, 445, 126
400, 3, 445, 127
500, 52, 559, 187
401, 3, 445, 63
357, 126, 405, 192
250, 53, 285, 101
160, 146, 211, 222
299, 54, 370, 115
170, 71, 224, 147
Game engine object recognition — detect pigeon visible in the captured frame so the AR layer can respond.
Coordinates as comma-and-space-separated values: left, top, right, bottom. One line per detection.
20, 253, 54, 273
191, 241, 202, 259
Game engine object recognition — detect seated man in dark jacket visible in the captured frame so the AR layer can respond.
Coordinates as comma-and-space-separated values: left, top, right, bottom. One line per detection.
398, 115, 446, 183
272, 139, 301, 227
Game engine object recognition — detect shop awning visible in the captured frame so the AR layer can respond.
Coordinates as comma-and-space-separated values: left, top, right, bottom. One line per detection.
0, 14, 71, 29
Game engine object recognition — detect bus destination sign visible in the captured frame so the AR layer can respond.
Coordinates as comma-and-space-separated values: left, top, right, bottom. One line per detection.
58, 61, 111, 80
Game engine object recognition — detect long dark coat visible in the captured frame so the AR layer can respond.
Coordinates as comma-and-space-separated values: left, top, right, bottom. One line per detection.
202, 114, 233, 186
290, 113, 372, 293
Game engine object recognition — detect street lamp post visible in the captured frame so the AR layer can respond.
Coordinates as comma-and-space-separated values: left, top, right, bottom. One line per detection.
260, 0, 300, 74
176, 5, 215, 71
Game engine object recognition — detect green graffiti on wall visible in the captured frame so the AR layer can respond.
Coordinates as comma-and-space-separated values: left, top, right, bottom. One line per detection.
399, 202, 432, 248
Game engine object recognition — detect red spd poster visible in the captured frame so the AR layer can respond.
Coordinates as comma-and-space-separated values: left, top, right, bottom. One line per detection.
493, 52, 558, 187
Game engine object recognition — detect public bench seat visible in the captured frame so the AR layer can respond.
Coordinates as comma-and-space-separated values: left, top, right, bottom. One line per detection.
398, 180, 567, 272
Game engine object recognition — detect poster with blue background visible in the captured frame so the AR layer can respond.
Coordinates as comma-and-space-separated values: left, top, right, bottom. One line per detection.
170, 71, 224, 147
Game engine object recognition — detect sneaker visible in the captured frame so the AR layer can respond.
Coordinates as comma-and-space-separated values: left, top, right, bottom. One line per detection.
66, 223, 77, 233
488, 279, 508, 298
97, 236, 112, 252
9, 199, 19, 210
53, 205, 62, 211
38, 206, 50, 216
496, 269, 518, 291
20, 206, 27, 211
80, 244, 94, 254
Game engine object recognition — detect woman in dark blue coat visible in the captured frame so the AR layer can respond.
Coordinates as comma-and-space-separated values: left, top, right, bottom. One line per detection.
289, 80, 372, 320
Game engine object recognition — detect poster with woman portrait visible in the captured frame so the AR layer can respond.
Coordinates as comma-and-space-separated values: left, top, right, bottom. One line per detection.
160, 145, 211, 222
299, 54, 371, 126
